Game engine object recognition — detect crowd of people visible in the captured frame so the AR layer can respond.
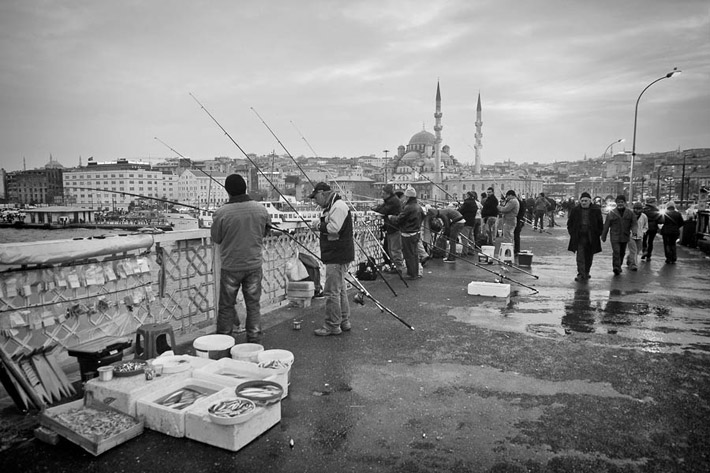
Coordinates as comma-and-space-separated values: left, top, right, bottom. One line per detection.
211, 173, 694, 341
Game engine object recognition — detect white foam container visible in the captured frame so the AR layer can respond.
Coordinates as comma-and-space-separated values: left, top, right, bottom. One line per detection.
193, 358, 279, 387
480, 245, 495, 262
256, 349, 294, 398
185, 386, 281, 452
467, 281, 511, 298
135, 377, 230, 437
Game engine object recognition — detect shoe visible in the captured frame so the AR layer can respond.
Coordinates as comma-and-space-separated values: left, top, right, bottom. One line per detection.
340, 322, 352, 332
640, 254, 647, 260
574, 274, 586, 282
613, 269, 621, 275
312, 291, 325, 300
405, 274, 422, 280
314, 327, 342, 336
665, 260, 670, 264
234, 326, 246, 334
420, 256, 431, 267
630, 266, 638, 271
586, 273, 591, 279
444, 258, 456, 263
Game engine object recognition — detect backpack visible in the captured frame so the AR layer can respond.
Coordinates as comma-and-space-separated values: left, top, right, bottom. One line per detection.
355, 259, 378, 280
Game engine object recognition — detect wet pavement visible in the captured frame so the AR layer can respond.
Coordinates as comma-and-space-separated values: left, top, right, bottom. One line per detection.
2, 217, 709, 472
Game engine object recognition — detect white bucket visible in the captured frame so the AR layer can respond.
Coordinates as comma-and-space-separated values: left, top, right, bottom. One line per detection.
230, 343, 264, 363
257, 349, 294, 397
193, 334, 235, 360
480, 245, 495, 263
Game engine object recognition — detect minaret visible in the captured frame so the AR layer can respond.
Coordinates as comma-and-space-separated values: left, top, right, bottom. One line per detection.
474, 92, 483, 175
433, 81, 443, 200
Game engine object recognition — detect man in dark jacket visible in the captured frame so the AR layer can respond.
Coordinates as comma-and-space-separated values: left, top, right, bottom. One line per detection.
514, 194, 526, 254
660, 201, 684, 264
372, 184, 403, 273
481, 187, 499, 245
641, 197, 662, 261
602, 194, 638, 276
309, 182, 355, 336
458, 191, 478, 256
389, 187, 423, 279
567, 192, 603, 282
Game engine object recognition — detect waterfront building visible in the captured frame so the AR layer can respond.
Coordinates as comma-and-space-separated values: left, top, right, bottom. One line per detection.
63, 158, 176, 210
177, 169, 228, 210
6, 157, 64, 205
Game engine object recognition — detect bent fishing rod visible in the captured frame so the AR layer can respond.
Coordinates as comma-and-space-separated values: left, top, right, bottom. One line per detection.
253, 112, 406, 290
269, 224, 414, 330
287, 119, 413, 286
154, 136, 225, 191
190, 94, 400, 297
456, 232, 539, 279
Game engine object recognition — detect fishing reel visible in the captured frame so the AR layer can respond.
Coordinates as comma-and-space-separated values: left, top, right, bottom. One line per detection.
353, 292, 366, 305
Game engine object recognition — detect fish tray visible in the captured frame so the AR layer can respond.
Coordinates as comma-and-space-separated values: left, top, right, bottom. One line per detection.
185, 387, 280, 452
135, 377, 230, 437
39, 396, 144, 456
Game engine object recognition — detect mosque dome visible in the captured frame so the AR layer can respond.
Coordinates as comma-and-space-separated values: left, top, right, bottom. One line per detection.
409, 130, 435, 146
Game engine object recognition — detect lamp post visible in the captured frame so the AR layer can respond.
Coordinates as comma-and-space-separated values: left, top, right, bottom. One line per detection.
383, 149, 390, 183
602, 138, 625, 159
629, 68, 681, 202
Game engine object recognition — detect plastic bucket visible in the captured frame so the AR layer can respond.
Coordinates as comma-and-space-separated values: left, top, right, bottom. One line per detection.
230, 343, 264, 363
193, 334, 235, 360
480, 245, 495, 263
256, 349, 294, 397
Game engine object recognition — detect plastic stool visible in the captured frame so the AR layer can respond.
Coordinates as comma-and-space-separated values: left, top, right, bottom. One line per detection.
499, 243, 514, 264
134, 322, 176, 360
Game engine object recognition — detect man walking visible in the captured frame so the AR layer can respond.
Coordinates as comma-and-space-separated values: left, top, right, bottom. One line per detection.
626, 202, 648, 271
372, 184, 403, 274
601, 195, 637, 276
309, 182, 355, 336
211, 174, 270, 343
533, 192, 549, 232
641, 197, 662, 261
567, 192, 603, 282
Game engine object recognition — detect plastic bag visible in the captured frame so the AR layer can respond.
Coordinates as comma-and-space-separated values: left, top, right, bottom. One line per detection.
286, 256, 309, 281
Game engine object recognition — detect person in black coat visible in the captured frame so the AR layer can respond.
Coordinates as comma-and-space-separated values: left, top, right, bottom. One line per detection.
458, 191, 479, 255
660, 201, 684, 264
481, 187, 499, 245
514, 195, 526, 254
567, 192, 603, 282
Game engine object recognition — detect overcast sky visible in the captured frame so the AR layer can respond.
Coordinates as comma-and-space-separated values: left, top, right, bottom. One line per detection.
1, 0, 708, 172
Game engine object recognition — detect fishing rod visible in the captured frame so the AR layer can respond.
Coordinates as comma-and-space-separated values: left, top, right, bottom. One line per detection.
250, 109, 314, 188
269, 224, 414, 330
416, 171, 459, 205
71, 186, 203, 211
275, 117, 409, 289
154, 136, 225, 191
457, 232, 539, 278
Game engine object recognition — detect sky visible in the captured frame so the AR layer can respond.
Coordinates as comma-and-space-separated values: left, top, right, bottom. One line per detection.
0, 0, 708, 172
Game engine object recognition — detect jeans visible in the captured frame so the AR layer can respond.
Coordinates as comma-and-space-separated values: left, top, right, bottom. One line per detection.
324, 263, 350, 330
483, 217, 497, 245
402, 233, 421, 277
448, 222, 464, 257
217, 267, 263, 343
662, 232, 679, 262
611, 241, 628, 272
643, 229, 657, 257
626, 238, 641, 268
513, 220, 524, 254
500, 219, 515, 244
386, 231, 404, 270
461, 225, 476, 254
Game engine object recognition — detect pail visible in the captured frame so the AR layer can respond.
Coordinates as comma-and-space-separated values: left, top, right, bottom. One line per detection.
518, 252, 533, 266
257, 349, 295, 397
193, 334, 235, 360
480, 245, 495, 263
230, 343, 264, 363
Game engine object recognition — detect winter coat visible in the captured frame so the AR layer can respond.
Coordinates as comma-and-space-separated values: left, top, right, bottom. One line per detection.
497, 196, 520, 226
602, 207, 637, 243
373, 193, 402, 234
660, 209, 684, 237
567, 204, 603, 253
644, 206, 662, 233
481, 194, 499, 218
318, 194, 354, 264
432, 207, 464, 236
390, 198, 423, 234
458, 197, 478, 227
534, 196, 549, 213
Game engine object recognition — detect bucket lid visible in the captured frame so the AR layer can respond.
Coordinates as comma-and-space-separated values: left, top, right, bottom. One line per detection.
193, 334, 235, 351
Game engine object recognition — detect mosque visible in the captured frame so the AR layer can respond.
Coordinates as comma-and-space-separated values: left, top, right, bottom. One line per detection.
385, 83, 541, 203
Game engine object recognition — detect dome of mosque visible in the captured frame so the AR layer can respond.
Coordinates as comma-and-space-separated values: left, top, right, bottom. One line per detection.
408, 130, 435, 146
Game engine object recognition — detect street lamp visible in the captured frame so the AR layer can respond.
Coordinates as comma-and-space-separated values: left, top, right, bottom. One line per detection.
383, 149, 390, 183
602, 138, 625, 159
629, 67, 681, 202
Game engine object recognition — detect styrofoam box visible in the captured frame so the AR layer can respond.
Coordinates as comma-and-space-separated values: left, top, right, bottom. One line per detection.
467, 281, 511, 298
185, 387, 281, 452
287, 281, 314, 298
193, 358, 282, 389
135, 377, 230, 437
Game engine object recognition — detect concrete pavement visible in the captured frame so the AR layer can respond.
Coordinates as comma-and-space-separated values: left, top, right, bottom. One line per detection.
1, 218, 709, 472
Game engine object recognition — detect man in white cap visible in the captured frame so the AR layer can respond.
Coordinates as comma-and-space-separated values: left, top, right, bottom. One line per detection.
388, 186, 423, 279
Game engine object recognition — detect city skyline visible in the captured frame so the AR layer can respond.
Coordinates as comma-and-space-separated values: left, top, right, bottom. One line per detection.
1, 0, 708, 172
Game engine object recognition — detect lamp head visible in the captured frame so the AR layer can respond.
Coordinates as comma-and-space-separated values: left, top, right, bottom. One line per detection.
666, 67, 681, 78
